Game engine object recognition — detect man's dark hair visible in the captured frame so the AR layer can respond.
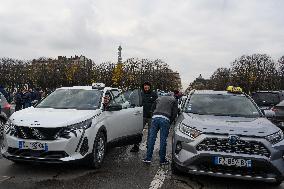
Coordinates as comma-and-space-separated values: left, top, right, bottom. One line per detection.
143, 82, 151, 86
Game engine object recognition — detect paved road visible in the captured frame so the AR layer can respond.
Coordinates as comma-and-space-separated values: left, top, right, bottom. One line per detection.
0, 129, 284, 189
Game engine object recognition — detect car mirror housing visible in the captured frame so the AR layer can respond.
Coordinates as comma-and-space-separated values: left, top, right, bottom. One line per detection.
264, 110, 275, 118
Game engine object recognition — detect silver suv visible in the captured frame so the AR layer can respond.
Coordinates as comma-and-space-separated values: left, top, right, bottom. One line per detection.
172, 89, 284, 185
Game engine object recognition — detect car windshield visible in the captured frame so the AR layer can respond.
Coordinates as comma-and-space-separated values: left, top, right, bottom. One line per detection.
36, 89, 102, 110
184, 94, 260, 117
252, 92, 280, 106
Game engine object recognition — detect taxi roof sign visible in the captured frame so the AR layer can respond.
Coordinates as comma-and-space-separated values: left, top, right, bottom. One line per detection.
226, 86, 243, 94
92, 83, 105, 89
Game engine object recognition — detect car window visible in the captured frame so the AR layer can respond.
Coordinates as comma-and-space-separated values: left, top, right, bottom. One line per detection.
0, 93, 7, 104
37, 89, 102, 110
252, 92, 280, 106
124, 89, 141, 107
185, 94, 261, 118
111, 90, 125, 105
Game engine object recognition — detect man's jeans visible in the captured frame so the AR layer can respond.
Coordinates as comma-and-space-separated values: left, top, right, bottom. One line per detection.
144, 118, 152, 145
145, 117, 170, 163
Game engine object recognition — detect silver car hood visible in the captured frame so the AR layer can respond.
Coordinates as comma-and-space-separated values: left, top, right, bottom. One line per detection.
182, 113, 279, 137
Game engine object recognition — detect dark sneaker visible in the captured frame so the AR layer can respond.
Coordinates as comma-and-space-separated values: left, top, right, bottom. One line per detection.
142, 159, 151, 164
130, 145, 139, 152
160, 160, 170, 166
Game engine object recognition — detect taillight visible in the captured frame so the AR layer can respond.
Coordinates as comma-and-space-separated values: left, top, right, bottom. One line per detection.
4, 103, 11, 110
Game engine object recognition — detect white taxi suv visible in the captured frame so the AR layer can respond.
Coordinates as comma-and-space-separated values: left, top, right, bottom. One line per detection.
1, 84, 143, 168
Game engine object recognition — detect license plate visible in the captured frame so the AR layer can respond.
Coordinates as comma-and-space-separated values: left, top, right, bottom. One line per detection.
214, 157, 252, 168
19, 141, 48, 151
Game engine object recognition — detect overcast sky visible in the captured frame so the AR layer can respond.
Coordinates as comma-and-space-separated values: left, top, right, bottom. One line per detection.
1, 0, 284, 89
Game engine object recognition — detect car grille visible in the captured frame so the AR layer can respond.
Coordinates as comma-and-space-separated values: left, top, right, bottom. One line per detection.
196, 138, 270, 157
7, 147, 68, 159
194, 162, 279, 180
14, 126, 63, 140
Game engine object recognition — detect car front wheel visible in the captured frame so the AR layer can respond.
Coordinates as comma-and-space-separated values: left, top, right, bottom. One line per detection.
89, 131, 106, 169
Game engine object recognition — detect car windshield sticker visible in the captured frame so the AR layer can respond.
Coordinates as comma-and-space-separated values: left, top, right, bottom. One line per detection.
187, 104, 192, 111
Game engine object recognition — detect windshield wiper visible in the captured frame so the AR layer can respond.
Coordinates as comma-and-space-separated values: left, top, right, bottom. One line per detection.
37, 106, 53, 108
186, 112, 207, 115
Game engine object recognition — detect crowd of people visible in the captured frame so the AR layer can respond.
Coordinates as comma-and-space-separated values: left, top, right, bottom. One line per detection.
0, 85, 52, 111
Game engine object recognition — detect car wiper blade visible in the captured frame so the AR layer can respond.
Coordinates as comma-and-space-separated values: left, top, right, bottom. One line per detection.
53, 107, 78, 109
212, 114, 243, 117
187, 112, 207, 115
37, 106, 53, 108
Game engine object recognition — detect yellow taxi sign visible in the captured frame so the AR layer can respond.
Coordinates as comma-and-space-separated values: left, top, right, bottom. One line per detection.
226, 86, 243, 93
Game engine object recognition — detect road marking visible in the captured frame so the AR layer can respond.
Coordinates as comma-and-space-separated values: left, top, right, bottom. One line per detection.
0, 176, 10, 183
149, 168, 168, 189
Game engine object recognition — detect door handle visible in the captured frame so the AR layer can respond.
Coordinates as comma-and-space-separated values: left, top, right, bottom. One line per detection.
134, 111, 142, 115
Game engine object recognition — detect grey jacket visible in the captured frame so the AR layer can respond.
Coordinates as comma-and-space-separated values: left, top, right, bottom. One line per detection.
152, 96, 178, 123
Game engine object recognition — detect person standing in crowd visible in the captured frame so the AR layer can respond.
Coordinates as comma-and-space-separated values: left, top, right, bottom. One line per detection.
173, 90, 181, 100
130, 82, 158, 152
143, 94, 178, 165
22, 88, 32, 108
14, 89, 23, 111
34, 88, 42, 101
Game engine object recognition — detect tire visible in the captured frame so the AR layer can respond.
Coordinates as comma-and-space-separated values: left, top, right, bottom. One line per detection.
171, 159, 182, 175
272, 179, 282, 186
11, 160, 26, 165
89, 131, 107, 169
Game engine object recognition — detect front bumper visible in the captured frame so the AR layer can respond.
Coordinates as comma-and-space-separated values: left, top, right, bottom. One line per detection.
1, 128, 94, 163
172, 131, 284, 182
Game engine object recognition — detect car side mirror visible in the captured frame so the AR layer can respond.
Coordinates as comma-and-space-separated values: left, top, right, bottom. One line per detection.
106, 104, 122, 111
130, 104, 136, 108
122, 101, 130, 109
264, 110, 275, 118
32, 100, 39, 107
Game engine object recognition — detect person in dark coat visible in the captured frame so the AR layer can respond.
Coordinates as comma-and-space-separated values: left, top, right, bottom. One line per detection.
130, 82, 158, 152
34, 88, 42, 101
22, 88, 32, 108
14, 90, 23, 111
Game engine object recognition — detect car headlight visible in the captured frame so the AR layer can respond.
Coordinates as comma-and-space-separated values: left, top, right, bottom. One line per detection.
58, 119, 93, 139
265, 130, 284, 144
67, 119, 93, 130
179, 123, 201, 139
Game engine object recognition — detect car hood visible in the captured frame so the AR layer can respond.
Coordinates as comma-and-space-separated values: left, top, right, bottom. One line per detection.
182, 113, 279, 137
10, 107, 99, 128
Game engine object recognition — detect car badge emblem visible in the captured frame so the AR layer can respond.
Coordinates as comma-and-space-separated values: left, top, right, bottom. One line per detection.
228, 135, 239, 145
